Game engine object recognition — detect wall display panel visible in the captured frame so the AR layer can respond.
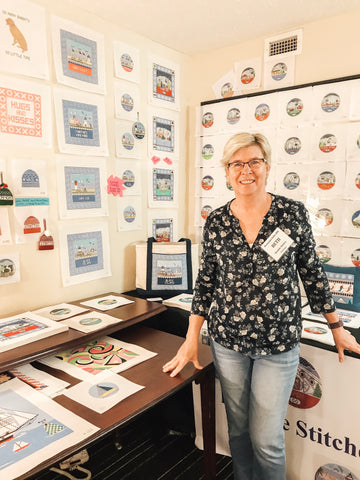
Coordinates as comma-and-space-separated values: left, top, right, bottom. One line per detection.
51, 16, 106, 94
0, 0, 49, 80
198, 75, 360, 279
263, 55, 295, 90
278, 86, 313, 126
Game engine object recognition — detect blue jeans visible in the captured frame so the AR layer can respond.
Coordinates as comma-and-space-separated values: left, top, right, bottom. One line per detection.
210, 339, 300, 480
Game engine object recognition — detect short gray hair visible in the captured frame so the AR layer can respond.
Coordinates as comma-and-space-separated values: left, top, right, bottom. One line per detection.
221, 132, 272, 168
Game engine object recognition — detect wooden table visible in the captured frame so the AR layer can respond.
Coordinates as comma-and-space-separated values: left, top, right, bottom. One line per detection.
1, 295, 216, 480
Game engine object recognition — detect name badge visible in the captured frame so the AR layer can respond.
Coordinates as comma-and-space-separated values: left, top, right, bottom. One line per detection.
261, 227, 294, 261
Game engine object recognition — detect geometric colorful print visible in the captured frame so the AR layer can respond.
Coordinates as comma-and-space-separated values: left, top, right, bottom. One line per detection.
55, 339, 140, 375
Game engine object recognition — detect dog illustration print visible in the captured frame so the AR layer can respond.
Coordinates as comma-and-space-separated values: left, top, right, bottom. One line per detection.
6, 18, 28, 53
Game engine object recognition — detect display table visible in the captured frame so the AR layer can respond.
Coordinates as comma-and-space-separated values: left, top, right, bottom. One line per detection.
0, 294, 216, 480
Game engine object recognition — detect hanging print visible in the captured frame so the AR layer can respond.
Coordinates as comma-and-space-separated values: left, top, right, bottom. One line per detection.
51, 16, 106, 94
148, 53, 180, 111
148, 210, 178, 242
234, 57, 262, 90
263, 56, 295, 90
0, 253, 20, 284
0, 0, 49, 79
58, 222, 111, 287
0, 75, 51, 147
117, 196, 142, 231
114, 81, 140, 121
53, 87, 108, 156
114, 41, 140, 83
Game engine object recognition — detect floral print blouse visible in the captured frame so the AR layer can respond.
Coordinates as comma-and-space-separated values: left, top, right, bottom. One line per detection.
191, 194, 335, 355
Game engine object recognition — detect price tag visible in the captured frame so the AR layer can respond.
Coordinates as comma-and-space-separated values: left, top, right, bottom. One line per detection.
261, 227, 294, 261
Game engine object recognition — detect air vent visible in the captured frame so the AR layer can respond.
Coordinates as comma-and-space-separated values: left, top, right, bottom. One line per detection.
264, 29, 303, 60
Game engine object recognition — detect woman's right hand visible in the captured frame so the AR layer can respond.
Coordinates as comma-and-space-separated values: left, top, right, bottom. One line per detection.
162, 338, 203, 377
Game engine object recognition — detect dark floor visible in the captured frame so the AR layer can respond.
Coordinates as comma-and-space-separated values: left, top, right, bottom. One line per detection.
34, 395, 233, 480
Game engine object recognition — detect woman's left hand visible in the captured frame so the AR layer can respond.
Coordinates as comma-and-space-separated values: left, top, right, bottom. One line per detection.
331, 327, 360, 362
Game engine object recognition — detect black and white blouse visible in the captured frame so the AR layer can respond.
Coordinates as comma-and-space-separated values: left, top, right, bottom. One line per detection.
191, 194, 335, 355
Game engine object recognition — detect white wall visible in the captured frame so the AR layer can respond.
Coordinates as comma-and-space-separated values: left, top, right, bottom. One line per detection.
186, 9, 360, 238
0, 0, 190, 317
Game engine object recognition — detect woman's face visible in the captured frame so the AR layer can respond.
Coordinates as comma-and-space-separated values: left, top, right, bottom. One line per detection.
226, 145, 270, 198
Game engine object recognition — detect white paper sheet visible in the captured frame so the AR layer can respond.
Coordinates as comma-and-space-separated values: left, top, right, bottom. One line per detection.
341, 237, 360, 267
313, 81, 352, 122
33, 303, 89, 321
114, 41, 140, 84
0, 208, 12, 245
301, 320, 335, 346
212, 69, 237, 99
311, 124, 346, 162
263, 56, 295, 90
11, 158, 47, 197
278, 86, 314, 126
114, 80, 140, 120
0, 0, 49, 79
80, 295, 134, 311
216, 97, 250, 133
8, 363, 70, 398
61, 311, 123, 333
277, 127, 312, 164
115, 158, 142, 196
0, 378, 98, 479
346, 122, 360, 162
234, 57, 262, 91
308, 162, 345, 199
302, 305, 360, 328
58, 222, 112, 287
39, 336, 157, 382
306, 198, 342, 236
340, 200, 360, 238
314, 235, 343, 267
13, 198, 49, 244
115, 120, 143, 159
247, 93, 279, 129
344, 162, 360, 200
0, 312, 68, 353
53, 87, 108, 156
275, 164, 309, 199
197, 134, 230, 167
117, 196, 143, 231
51, 16, 106, 94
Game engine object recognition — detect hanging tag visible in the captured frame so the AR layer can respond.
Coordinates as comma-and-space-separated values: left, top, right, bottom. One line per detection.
132, 112, 145, 139
261, 227, 294, 261
39, 219, 54, 250
0, 172, 13, 206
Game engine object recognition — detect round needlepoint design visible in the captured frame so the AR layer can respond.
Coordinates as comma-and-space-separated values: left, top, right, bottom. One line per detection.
255, 103, 270, 121
315, 208, 333, 227
284, 137, 301, 155
227, 108, 240, 125
315, 464, 359, 480
121, 53, 134, 72
98, 299, 117, 305
283, 172, 300, 190
201, 205, 212, 220
319, 134, 337, 153
202, 112, 214, 128
289, 357, 322, 409
286, 97, 303, 117
179, 296, 193, 303
122, 132, 134, 150
122, 170, 135, 188
123, 206, 136, 223
121, 93, 134, 112
201, 175, 214, 191
351, 248, 360, 267
24, 216, 41, 234
50, 308, 71, 316
89, 382, 119, 398
317, 171, 336, 190
79, 318, 103, 326
351, 210, 360, 229
132, 121, 145, 139
315, 244, 332, 264
241, 67, 255, 84
321, 93, 340, 112
201, 144, 214, 160
221, 82, 233, 98
0, 258, 15, 277
271, 62, 287, 81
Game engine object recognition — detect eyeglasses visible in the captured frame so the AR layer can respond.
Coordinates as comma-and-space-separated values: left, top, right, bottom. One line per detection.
227, 158, 266, 171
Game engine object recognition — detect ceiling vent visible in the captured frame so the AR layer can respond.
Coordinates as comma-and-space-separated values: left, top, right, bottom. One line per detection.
264, 29, 303, 60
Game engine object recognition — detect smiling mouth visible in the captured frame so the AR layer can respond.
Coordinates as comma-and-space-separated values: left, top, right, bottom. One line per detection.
240, 180, 254, 184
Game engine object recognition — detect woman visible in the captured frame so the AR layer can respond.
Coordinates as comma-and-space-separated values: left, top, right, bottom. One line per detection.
163, 132, 360, 480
